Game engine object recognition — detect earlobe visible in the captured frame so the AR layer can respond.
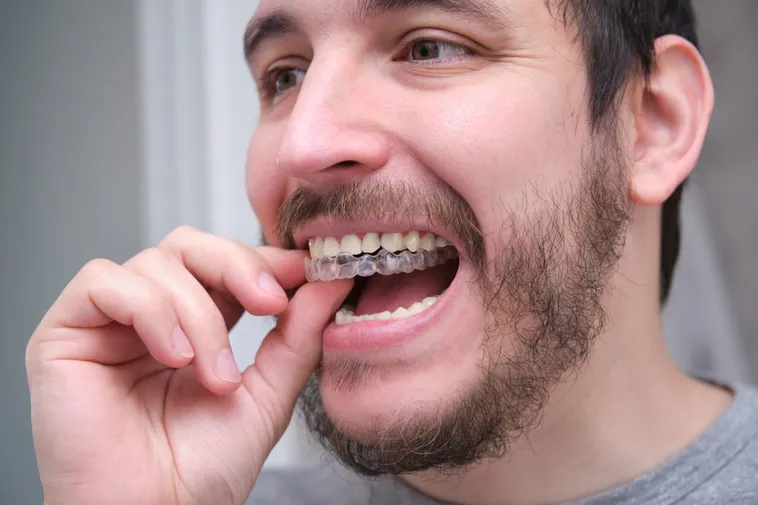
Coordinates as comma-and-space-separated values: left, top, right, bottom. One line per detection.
630, 35, 714, 205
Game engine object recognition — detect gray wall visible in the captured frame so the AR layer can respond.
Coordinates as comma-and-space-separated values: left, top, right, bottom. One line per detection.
693, 0, 758, 379
0, 1, 142, 503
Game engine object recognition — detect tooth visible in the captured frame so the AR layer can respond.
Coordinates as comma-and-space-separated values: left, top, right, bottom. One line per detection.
411, 250, 427, 270
424, 249, 439, 266
305, 258, 317, 282
323, 237, 341, 257
420, 233, 436, 251
405, 231, 420, 253
435, 237, 451, 248
357, 255, 377, 277
336, 256, 358, 279
340, 234, 362, 255
376, 311, 392, 320
381, 233, 404, 253
376, 249, 399, 275
422, 296, 438, 308
339, 309, 356, 324
409, 302, 425, 315
362, 233, 381, 254
397, 250, 413, 273
335, 311, 347, 325
392, 307, 410, 319
312, 237, 325, 259
318, 260, 338, 281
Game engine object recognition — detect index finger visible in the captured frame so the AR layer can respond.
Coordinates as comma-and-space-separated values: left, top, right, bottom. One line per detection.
158, 226, 307, 317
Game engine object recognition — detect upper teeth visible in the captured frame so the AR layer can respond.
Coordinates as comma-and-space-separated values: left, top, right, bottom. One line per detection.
309, 232, 451, 259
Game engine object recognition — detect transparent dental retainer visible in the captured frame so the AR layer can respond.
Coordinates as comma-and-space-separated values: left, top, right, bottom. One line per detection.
305, 247, 458, 282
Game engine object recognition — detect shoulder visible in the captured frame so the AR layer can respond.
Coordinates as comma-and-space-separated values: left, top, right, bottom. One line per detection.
681, 382, 758, 503
246, 460, 435, 505
246, 462, 376, 505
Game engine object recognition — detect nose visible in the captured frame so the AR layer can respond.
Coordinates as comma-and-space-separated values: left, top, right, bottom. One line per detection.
276, 58, 392, 186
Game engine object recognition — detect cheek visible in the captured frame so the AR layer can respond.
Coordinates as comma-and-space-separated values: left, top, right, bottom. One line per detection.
246, 127, 289, 245
400, 74, 588, 246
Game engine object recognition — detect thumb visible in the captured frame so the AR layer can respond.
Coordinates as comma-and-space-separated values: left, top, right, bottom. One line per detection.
242, 279, 352, 435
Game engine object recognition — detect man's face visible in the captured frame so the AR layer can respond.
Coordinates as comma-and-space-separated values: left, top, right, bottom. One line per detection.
246, 0, 632, 474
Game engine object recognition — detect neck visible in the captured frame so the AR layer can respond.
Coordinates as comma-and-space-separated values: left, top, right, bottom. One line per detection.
403, 258, 733, 505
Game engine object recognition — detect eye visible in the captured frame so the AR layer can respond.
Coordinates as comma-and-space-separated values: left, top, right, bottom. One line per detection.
266, 67, 306, 96
407, 39, 471, 62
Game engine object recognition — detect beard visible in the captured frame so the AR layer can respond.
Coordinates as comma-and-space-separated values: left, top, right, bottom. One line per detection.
277, 133, 632, 476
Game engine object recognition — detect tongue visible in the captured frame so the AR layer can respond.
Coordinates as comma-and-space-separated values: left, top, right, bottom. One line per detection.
355, 261, 457, 316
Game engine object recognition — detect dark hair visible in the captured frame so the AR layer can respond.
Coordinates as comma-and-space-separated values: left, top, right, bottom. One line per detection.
552, 0, 698, 304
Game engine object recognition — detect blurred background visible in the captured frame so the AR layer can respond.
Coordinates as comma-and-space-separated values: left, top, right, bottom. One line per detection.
1, 1, 756, 502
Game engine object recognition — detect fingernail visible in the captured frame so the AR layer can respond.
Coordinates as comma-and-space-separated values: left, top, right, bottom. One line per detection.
171, 326, 195, 359
215, 348, 241, 384
258, 272, 287, 298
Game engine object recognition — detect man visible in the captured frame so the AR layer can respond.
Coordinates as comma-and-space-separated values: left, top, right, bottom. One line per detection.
25, 0, 758, 504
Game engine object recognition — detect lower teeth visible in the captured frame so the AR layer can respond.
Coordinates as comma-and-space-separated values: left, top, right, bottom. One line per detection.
335, 295, 441, 325
305, 247, 457, 282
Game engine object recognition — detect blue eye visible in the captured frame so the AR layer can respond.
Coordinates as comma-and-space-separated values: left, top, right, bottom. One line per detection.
408, 40, 470, 62
269, 68, 306, 95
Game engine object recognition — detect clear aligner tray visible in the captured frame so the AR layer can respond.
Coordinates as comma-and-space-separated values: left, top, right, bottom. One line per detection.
305, 247, 458, 282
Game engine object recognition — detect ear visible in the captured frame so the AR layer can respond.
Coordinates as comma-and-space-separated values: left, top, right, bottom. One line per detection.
630, 35, 715, 205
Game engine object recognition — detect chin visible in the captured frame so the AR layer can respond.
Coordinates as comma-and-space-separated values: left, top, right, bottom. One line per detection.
316, 342, 486, 439
299, 319, 511, 475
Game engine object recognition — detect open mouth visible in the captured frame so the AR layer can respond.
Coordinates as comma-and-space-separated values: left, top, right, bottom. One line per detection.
305, 232, 460, 325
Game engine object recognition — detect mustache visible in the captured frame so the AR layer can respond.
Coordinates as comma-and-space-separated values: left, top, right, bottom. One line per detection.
276, 179, 485, 271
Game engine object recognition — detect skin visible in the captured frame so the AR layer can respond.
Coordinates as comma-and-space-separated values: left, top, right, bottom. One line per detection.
25, 1, 732, 505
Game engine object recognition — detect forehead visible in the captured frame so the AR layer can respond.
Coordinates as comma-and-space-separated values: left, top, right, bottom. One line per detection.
245, 0, 559, 61
252, 0, 512, 21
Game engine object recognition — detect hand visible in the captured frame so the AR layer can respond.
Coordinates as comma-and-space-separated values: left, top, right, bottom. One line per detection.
26, 226, 351, 505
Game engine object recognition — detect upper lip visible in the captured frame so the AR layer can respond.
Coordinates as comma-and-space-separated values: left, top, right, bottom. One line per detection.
292, 218, 461, 253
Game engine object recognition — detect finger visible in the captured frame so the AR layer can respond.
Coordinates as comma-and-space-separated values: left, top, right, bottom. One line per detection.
125, 248, 245, 394
158, 226, 307, 317
30, 259, 190, 370
242, 279, 353, 430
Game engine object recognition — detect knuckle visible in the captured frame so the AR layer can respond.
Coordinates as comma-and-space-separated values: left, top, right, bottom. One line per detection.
135, 247, 170, 266
229, 241, 262, 271
124, 247, 173, 275
24, 338, 38, 373
80, 258, 117, 280
194, 301, 227, 328
25, 335, 49, 375
218, 243, 263, 286
160, 225, 201, 247
138, 283, 174, 316
233, 240, 258, 263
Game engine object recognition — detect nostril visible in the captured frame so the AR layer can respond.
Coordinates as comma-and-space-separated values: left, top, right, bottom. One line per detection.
334, 160, 359, 168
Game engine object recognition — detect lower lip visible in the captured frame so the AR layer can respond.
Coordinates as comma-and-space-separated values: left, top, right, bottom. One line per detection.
321, 263, 463, 353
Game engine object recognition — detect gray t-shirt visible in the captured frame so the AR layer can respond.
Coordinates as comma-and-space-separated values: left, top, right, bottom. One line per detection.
248, 381, 758, 504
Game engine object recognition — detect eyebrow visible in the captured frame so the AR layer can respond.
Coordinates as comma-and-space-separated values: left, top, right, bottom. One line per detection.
244, 0, 509, 62
244, 11, 300, 63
